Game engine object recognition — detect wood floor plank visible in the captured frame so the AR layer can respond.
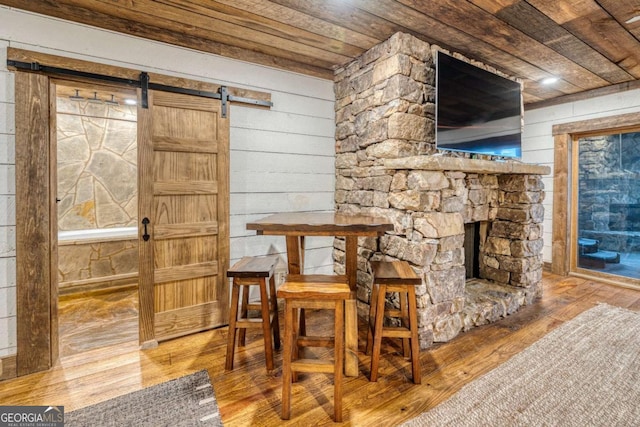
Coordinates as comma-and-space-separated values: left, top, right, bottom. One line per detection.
0, 272, 638, 425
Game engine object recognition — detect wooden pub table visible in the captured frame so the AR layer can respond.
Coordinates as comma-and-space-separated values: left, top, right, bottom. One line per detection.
246, 212, 394, 376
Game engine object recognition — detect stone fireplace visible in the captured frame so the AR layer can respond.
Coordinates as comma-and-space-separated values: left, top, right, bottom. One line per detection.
332, 32, 550, 348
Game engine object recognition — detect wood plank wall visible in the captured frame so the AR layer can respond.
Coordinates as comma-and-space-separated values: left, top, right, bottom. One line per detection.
0, 6, 335, 360
523, 88, 640, 265
0, 38, 17, 361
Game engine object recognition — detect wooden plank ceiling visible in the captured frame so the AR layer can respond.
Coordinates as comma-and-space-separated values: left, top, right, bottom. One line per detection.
3, 0, 640, 106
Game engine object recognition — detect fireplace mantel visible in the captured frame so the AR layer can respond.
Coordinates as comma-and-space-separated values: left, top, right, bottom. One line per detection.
384, 156, 551, 175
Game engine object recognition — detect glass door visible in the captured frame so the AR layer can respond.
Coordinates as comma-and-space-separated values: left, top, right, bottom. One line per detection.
573, 130, 640, 284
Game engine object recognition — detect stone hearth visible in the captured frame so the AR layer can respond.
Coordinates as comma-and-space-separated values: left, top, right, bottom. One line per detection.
332, 32, 550, 349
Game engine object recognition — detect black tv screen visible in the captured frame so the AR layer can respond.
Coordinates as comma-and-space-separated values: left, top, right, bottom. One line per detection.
436, 51, 522, 158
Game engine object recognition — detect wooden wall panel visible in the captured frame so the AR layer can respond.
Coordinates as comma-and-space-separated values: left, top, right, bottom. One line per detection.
551, 133, 570, 276
0, 354, 17, 380
231, 107, 333, 137
229, 192, 334, 216
15, 72, 51, 375
0, 58, 16, 359
231, 130, 334, 155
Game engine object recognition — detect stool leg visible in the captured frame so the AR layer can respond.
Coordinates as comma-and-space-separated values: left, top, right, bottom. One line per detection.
296, 306, 307, 378
269, 274, 281, 350
400, 290, 410, 358
238, 284, 250, 346
299, 308, 306, 337
281, 302, 294, 420
366, 282, 379, 355
370, 284, 387, 382
408, 286, 421, 384
225, 281, 241, 371
334, 299, 344, 423
292, 307, 300, 383
259, 277, 275, 371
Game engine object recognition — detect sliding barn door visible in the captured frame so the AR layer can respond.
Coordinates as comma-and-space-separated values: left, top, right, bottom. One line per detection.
138, 90, 229, 344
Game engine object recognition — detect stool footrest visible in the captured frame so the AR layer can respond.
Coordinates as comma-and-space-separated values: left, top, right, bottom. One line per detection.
297, 335, 334, 348
246, 303, 264, 311
235, 316, 275, 328
292, 359, 336, 374
381, 326, 412, 338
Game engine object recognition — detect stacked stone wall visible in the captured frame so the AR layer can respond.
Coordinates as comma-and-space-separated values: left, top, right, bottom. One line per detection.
333, 33, 545, 348
57, 94, 138, 231
58, 239, 138, 284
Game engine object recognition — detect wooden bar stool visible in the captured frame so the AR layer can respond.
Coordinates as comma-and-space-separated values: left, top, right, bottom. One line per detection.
366, 261, 422, 383
225, 255, 280, 371
277, 275, 351, 422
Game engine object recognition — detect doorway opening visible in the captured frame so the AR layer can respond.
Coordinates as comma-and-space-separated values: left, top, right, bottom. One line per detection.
55, 82, 140, 358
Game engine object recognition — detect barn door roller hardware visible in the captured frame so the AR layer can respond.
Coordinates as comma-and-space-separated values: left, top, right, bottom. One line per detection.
7, 60, 272, 117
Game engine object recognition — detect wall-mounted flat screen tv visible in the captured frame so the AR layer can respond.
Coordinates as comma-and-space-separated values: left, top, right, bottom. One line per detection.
436, 51, 523, 158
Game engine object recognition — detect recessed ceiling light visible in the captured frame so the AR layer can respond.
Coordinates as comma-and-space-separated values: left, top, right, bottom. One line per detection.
541, 77, 559, 85
626, 15, 640, 24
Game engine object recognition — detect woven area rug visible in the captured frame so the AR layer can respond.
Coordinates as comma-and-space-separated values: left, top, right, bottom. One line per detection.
66, 370, 222, 426
402, 303, 640, 426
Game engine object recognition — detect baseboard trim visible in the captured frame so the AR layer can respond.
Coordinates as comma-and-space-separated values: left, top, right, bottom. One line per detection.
59, 281, 138, 300
0, 354, 17, 381
59, 273, 138, 297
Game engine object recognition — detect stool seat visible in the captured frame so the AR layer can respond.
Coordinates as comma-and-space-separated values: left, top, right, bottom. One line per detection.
277, 274, 351, 299
278, 275, 349, 422
225, 255, 280, 371
367, 260, 421, 384
227, 256, 279, 278
369, 261, 422, 285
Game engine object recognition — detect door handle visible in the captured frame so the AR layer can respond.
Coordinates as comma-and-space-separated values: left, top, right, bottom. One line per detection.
142, 217, 150, 241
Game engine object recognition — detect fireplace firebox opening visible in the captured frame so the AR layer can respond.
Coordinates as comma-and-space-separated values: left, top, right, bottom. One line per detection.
464, 222, 485, 280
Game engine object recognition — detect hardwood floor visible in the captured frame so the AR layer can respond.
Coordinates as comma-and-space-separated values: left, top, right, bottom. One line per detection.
2, 272, 640, 426
58, 288, 139, 358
